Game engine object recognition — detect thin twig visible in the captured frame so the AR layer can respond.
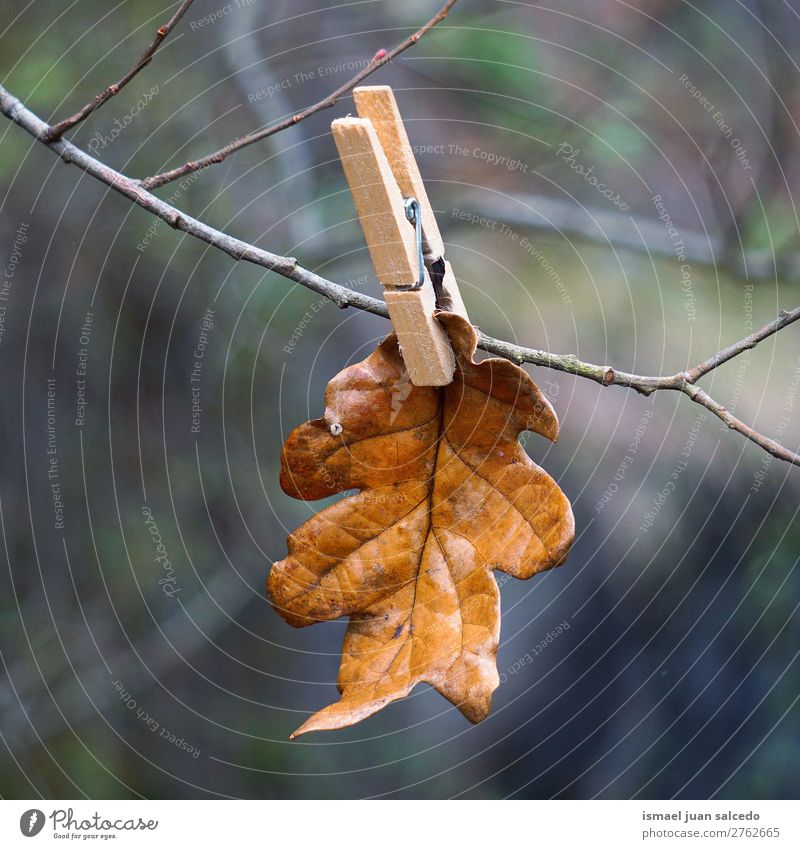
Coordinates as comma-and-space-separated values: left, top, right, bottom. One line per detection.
139, 0, 460, 190
1, 83, 798, 467
685, 309, 800, 382
43, 0, 195, 142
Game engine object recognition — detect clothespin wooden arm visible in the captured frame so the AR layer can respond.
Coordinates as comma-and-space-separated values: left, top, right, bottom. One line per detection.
353, 86, 444, 262
353, 86, 468, 322
331, 117, 424, 290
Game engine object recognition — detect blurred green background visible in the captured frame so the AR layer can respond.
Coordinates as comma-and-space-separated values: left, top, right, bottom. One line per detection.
0, 0, 798, 799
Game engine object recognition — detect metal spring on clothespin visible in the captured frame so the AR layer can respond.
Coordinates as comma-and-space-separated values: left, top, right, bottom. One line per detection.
400, 197, 425, 291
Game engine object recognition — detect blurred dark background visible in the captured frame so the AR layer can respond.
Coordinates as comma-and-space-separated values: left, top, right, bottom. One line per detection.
1, 0, 799, 799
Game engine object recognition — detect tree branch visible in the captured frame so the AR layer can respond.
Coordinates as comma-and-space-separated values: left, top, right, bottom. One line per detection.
42, 0, 195, 142
1, 83, 798, 467
139, 0, 460, 190
480, 308, 800, 467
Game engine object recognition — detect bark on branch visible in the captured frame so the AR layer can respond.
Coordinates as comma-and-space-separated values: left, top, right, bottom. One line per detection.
1, 83, 798, 467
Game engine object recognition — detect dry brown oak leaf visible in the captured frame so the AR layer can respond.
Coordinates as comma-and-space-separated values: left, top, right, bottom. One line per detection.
269, 313, 574, 738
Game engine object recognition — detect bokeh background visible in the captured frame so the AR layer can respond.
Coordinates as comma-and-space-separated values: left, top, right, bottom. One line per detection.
1, 0, 799, 799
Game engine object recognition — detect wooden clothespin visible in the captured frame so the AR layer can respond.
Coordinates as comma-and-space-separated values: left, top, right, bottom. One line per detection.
332, 85, 470, 386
